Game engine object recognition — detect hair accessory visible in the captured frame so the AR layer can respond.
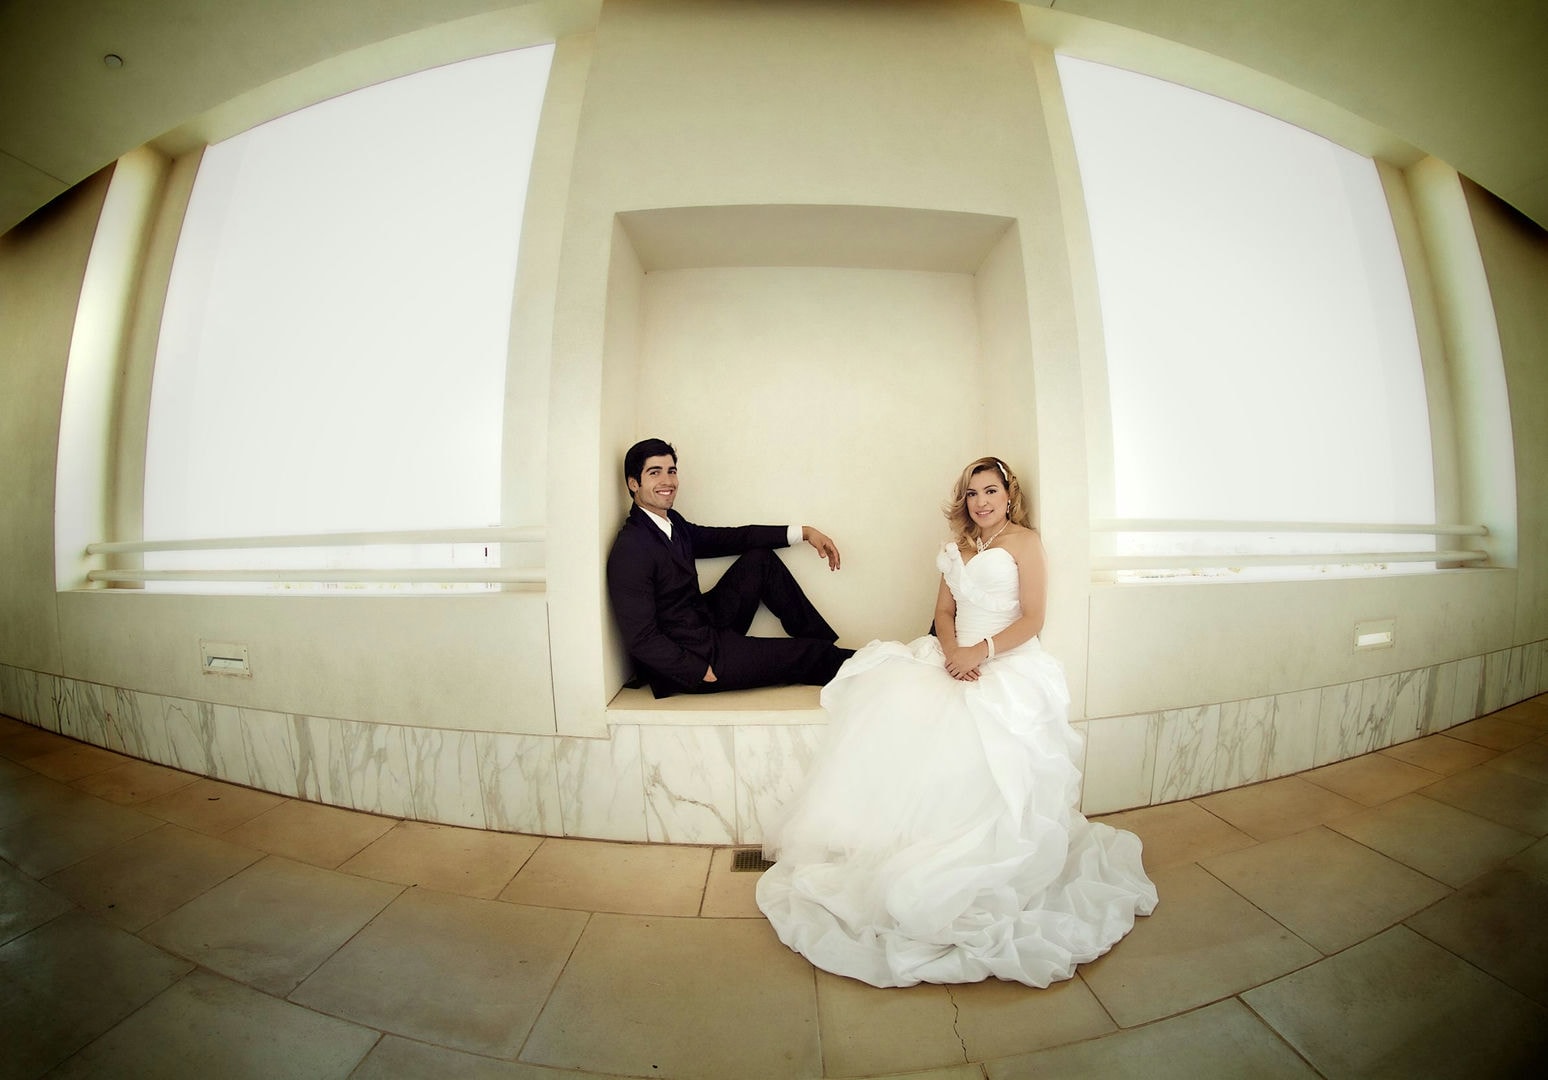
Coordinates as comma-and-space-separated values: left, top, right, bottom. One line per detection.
995, 459, 1008, 484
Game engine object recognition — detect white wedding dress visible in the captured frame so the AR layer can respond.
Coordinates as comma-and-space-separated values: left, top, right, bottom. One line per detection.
757, 543, 1158, 988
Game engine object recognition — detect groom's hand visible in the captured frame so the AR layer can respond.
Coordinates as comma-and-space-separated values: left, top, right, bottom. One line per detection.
801, 526, 842, 570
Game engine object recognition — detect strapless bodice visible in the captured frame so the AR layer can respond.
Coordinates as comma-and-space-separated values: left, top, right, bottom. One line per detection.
936, 542, 1021, 646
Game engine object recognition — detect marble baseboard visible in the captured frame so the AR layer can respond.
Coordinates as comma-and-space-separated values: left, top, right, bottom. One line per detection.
3, 642, 1546, 841
1077, 645, 1548, 816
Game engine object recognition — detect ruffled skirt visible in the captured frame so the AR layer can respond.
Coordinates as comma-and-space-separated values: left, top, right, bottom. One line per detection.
756, 636, 1158, 987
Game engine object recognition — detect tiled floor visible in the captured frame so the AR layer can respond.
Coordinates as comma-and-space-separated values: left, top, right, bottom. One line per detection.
3, 699, 1548, 1079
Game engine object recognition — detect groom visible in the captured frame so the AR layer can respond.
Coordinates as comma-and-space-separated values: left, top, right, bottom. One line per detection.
607, 437, 853, 697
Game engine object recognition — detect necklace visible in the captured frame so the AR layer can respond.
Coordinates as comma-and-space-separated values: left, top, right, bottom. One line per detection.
975, 522, 1009, 552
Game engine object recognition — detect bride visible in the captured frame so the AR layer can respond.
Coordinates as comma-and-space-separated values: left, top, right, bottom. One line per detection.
757, 456, 1157, 988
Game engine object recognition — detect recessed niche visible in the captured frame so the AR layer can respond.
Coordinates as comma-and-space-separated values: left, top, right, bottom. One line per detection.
600, 204, 1039, 695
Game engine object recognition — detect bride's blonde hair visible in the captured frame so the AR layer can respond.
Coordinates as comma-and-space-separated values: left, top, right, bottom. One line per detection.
944, 456, 1032, 543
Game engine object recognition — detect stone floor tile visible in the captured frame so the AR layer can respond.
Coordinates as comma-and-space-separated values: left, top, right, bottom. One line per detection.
139, 777, 287, 835
1244, 925, 1548, 1079
223, 798, 396, 868
1328, 792, 1534, 887
142, 855, 403, 994
1378, 734, 1496, 775
522, 913, 820, 1080
1301, 753, 1442, 806
340, 820, 541, 899
1094, 800, 1256, 871
21, 741, 127, 783
1483, 740, 1548, 785
1078, 863, 1318, 1028
1444, 715, 1539, 751
290, 888, 585, 1058
499, 837, 709, 915
700, 846, 766, 917
69, 757, 199, 805
951, 974, 1117, 1061
0, 859, 71, 947
987, 998, 1317, 1079
1508, 835, 1548, 880
0, 792, 161, 877
1405, 866, 1548, 1007
815, 974, 967, 1076
352, 1035, 643, 1079
1420, 764, 1548, 835
0, 725, 70, 763
47, 969, 380, 1080
1194, 776, 1364, 841
1201, 827, 1450, 954
0, 771, 100, 830
43, 822, 262, 931
0, 911, 192, 1079
1492, 697, 1548, 732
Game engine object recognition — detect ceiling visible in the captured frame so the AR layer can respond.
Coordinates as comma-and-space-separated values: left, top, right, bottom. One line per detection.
1, 0, 1545, 238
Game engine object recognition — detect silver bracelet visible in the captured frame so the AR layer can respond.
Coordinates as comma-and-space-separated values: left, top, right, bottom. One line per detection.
985, 636, 996, 660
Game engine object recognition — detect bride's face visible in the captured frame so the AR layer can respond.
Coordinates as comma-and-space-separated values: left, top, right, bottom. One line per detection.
965, 469, 1010, 531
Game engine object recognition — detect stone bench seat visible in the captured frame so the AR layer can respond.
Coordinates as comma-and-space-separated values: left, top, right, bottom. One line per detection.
605, 684, 827, 726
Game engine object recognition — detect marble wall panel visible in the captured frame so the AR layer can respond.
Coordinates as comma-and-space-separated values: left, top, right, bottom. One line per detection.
58, 679, 110, 746
1314, 682, 1361, 768
1214, 696, 1274, 791
641, 725, 737, 845
1452, 654, 1485, 725
1081, 712, 1157, 815
123, 695, 175, 765
1503, 646, 1532, 707
476, 732, 562, 836
403, 727, 486, 829
205, 704, 251, 786
1365, 674, 1401, 751
332, 718, 412, 819
1267, 687, 1320, 778
733, 723, 827, 846
557, 726, 646, 841
26, 673, 61, 732
162, 697, 248, 780
1152, 704, 1220, 803
239, 707, 302, 798
293, 713, 348, 805
1387, 668, 1429, 747
101, 688, 150, 759
1482, 648, 1509, 715
1522, 641, 1542, 699
0, 664, 17, 718
1422, 662, 1458, 735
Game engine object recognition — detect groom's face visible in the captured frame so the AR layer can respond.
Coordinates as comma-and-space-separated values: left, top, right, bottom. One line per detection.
629, 454, 678, 518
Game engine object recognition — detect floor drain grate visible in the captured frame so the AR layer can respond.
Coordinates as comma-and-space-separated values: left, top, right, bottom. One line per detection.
731, 848, 774, 872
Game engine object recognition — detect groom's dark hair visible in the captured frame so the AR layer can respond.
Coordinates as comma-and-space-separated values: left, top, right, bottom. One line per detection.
624, 437, 677, 490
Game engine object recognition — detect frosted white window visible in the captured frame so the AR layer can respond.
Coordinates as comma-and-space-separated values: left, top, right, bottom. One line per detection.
1057, 56, 1435, 572
143, 46, 553, 587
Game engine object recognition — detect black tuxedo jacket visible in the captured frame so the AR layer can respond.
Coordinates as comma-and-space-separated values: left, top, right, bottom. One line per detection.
606, 504, 788, 691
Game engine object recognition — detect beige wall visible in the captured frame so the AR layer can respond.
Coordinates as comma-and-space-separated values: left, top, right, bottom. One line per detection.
0, 173, 107, 673
1469, 182, 1548, 644
0, 0, 1545, 824
548, 0, 1069, 732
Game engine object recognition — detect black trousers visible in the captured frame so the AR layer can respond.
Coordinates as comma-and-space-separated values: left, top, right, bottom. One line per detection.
669, 549, 852, 695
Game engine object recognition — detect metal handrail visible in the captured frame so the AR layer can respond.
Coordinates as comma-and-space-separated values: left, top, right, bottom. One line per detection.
86, 568, 544, 584
1091, 519, 1487, 536
1092, 549, 1488, 572
86, 525, 544, 555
